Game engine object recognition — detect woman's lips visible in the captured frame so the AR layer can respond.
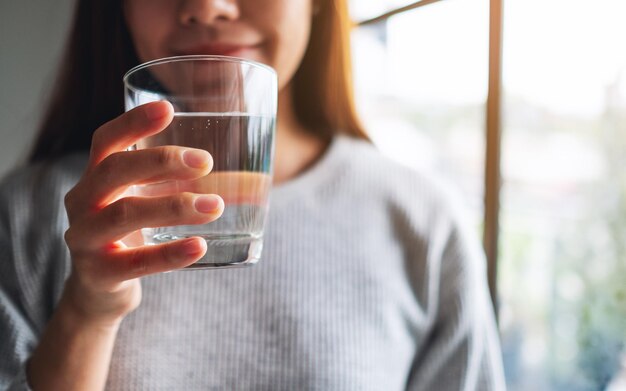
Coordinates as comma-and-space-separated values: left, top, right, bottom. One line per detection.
175, 44, 259, 57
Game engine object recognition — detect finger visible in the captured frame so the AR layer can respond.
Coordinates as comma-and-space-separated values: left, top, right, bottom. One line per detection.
69, 193, 224, 250
101, 237, 207, 282
137, 172, 271, 205
81, 146, 213, 209
88, 101, 174, 170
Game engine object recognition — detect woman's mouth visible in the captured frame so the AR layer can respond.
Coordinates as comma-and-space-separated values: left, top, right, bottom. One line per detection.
175, 43, 260, 58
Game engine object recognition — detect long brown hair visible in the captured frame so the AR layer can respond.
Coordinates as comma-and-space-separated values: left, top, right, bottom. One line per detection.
29, 0, 368, 163
292, 0, 368, 142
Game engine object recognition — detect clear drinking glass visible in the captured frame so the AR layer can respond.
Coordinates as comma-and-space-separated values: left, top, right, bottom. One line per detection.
123, 55, 277, 269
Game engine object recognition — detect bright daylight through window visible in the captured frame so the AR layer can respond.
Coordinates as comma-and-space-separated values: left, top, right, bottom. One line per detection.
350, 0, 626, 390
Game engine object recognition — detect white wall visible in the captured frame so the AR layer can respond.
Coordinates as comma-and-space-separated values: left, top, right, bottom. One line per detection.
0, 0, 76, 177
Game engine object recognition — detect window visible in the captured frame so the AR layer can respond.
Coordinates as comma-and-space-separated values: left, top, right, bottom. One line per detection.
350, 0, 626, 389
499, 1, 626, 389
351, 0, 489, 230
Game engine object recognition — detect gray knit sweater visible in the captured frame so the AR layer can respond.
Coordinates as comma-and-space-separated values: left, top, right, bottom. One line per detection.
0, 135, 505, 390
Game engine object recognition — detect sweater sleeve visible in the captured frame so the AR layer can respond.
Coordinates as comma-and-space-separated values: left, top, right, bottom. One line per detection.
404, 197, 506, 391
0, 159, 79, 391
0, 205, 36, 391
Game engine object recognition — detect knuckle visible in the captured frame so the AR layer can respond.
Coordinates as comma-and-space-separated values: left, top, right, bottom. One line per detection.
167, 195, 188, 217
97, 153, 121, 181
64, 227, 89, 254
127, 107, 142, 129
129, 248, 149, 276
90, 125, 110, 156
91, 128, 104, 151
155, 147, 178, 168
109, 199, 132, 227
64, 188, 75, 208
90, 163, 110, 190
105, 151, 124, 168
64, 228, 77, 249
158, 243, 177, 264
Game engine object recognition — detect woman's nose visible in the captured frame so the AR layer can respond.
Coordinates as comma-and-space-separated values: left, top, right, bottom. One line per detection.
179, 0, 240, 25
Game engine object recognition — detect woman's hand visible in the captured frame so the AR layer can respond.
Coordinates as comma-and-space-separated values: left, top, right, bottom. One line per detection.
27, 101, 222, 391
61, 101, 223, 327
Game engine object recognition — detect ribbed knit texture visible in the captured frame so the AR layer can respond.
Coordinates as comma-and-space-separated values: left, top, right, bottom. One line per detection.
0, 135, 505, 390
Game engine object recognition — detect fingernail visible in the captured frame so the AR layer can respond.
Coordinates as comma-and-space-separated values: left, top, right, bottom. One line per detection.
194, 195, 221, 213
183, 150, 210, 169
182, 238, 204, 256
145, 101, 170, 121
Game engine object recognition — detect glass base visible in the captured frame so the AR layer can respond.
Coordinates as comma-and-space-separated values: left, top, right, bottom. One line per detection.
149, 233, 263, 270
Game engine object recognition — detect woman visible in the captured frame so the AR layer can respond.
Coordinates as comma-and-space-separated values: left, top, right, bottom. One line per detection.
0, 0, 505, 390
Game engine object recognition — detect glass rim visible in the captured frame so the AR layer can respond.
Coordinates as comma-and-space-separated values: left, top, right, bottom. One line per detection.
123, 54, 277, 90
